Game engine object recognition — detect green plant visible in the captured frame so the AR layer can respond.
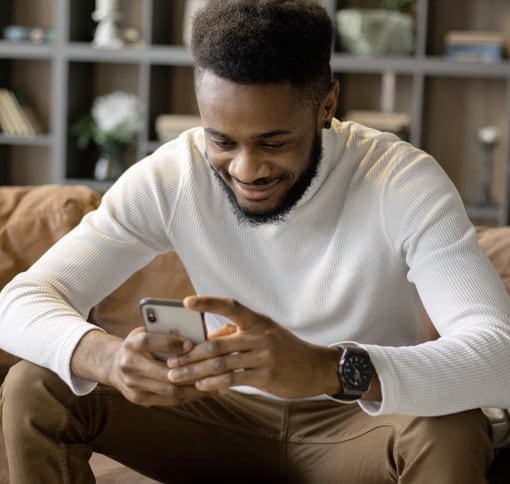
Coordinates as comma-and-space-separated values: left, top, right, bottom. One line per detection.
381, 0, 414, 12
72, 91, 144, 155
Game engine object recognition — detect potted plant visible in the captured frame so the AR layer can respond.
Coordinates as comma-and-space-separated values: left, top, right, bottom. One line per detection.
336, 0, 415, 56
72, 90, 144, 181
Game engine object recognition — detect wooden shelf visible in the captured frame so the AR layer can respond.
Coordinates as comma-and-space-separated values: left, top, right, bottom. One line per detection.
0, 0, 509, 225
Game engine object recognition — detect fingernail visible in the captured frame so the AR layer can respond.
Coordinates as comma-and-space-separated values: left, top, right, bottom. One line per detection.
182, 340, 192, 352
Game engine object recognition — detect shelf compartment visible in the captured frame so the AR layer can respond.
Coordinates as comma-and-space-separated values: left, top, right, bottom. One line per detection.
1, 0, 54, 45
333, 0, 418, 56
148, 65, 198, 142
69, 0, 144, 45
335, 72, 414, 135
66, 61, 141, 180
151, 0, 186, 46
0, 58, 51, 135
422, 76, 508, 213
427, 0, 510, 57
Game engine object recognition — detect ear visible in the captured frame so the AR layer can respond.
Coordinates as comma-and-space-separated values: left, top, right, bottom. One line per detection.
319, 80, 339, 129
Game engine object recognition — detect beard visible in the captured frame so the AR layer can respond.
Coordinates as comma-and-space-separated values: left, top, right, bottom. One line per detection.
210, 130, 323, 226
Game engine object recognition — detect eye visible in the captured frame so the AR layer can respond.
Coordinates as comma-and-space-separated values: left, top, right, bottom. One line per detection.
211, 138, 236, 150
261, 141, 285, 150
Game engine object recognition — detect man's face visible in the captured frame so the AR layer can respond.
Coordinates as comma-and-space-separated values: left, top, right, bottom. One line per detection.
196, 70, 323, 225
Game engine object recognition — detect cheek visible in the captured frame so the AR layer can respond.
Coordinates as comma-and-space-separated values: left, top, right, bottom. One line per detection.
205, 146, 232, 171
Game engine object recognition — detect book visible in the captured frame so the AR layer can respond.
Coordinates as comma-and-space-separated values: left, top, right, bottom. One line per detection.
5, 89, 34, 135
0, 88, 25, 135
12, 91, 43, 134
155, 114, 202, 142
344, 110, 410, 139
0, 92, 14, 135
0, 88, 42, 136
445, 31, 505, 62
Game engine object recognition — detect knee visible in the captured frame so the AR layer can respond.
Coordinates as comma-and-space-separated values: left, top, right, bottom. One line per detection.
1, 360, 73, 427
397, 410, 493, 475
403, 410, 492, 452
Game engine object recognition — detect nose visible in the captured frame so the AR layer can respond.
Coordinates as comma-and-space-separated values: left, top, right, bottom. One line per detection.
228, 147, 271, 184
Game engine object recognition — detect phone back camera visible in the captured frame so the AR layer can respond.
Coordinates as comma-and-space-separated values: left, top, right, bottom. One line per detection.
146, 307, 157, 323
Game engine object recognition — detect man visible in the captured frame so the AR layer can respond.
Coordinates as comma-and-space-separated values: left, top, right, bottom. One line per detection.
1, 0, 509, 482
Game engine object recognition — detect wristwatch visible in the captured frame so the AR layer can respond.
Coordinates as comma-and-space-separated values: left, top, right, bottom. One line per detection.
328, 344, 373, 403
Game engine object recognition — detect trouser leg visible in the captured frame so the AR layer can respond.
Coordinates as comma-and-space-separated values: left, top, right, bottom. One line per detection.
0, 361, 96, 484
0, 361, 286, 483
286, 401, 494, 484
1, 360, 494, 484
395, 409, 494, 484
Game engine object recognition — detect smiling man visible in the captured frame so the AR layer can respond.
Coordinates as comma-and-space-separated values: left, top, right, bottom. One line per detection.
200, 72, 326, 225
1, 1, 510, 483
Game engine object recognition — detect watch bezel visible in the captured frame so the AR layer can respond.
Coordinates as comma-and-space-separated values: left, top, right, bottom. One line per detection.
328, 344, 373, 403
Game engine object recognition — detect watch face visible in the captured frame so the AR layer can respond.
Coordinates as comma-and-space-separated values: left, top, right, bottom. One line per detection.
342, 353, 372, 389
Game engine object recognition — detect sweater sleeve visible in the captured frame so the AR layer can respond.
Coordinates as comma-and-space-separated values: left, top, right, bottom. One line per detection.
360, 144, 510, 416
0, 142, 187, 394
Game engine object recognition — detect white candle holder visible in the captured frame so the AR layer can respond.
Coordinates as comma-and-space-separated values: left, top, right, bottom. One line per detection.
476, 125, 500, 207
92, 0, 124, 49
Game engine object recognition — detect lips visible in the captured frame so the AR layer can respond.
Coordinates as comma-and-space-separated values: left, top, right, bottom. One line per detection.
232, 178, 282, 201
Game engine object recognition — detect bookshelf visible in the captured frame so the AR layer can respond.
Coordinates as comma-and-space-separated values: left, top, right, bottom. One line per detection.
0, 0, 509, 224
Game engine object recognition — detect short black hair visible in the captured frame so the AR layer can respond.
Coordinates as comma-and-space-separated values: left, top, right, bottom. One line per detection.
191, 0, 333, 102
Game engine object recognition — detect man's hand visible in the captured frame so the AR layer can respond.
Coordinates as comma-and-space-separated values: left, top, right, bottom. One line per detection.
166, 296, 342, 399
71, 327, 213, 407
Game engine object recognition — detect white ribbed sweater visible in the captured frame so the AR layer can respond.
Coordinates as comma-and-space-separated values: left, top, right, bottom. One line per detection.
1, 120, 510, 416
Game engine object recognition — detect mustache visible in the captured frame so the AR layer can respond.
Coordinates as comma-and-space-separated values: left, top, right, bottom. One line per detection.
231, 175, 281, 186
205, 157, 283, 186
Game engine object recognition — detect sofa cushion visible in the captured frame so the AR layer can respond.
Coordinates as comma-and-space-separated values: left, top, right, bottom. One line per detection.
0, 184, 102, 373
0, 184, 101, 289
0, 184, 196, 371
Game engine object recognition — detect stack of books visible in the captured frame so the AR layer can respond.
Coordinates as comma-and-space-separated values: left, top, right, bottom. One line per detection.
0, 88, 43, 136
345, 110, 411, 140
155, 114, 202, 142
445, 31, 505, 62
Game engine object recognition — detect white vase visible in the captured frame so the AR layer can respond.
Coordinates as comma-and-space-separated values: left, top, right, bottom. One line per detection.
92, 0, 124, 49
94, 148, 124, 181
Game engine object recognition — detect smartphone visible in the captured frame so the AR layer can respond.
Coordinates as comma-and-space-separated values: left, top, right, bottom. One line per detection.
140, 298, 207, 361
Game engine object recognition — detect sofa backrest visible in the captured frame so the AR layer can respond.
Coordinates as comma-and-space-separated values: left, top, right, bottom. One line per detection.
2, 185, 510, 361
0, 184, 101, 288
0, 184, 195, 372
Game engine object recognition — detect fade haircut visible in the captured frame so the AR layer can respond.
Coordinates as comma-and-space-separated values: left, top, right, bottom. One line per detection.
190, 0, 333, 103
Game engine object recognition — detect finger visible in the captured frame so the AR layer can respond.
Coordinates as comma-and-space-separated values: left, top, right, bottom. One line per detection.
184, 296, 271, 332
208, 323, 237, 339
194, 368, 263, 393
127, 327, 193, 356
167, 332, 261, 368
124, 378, 214, 407
168, 346, 264, 384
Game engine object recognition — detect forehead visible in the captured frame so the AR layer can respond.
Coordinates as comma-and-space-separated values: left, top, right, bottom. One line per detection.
195, 70, 314, 132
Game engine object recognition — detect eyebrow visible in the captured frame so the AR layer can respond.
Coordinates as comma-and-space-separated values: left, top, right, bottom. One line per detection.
204, 127, 292, 140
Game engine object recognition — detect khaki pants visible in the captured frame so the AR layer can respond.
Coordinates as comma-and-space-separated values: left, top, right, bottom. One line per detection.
1, 361, 493, 484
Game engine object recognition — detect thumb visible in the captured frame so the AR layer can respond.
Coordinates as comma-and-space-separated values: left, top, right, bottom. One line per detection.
184, 296, 271, 332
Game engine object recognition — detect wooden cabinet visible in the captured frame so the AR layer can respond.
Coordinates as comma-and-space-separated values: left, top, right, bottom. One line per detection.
1, 0, 509, 224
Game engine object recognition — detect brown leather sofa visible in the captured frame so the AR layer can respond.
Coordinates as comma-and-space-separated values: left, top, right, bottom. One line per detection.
0, 184, 509, 483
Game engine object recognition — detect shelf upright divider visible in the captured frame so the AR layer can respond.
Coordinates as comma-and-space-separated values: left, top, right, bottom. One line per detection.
409, 0, 429, 149
138, 0, 154, 159
51, 0, 70, 182
500, 77, 510, 225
